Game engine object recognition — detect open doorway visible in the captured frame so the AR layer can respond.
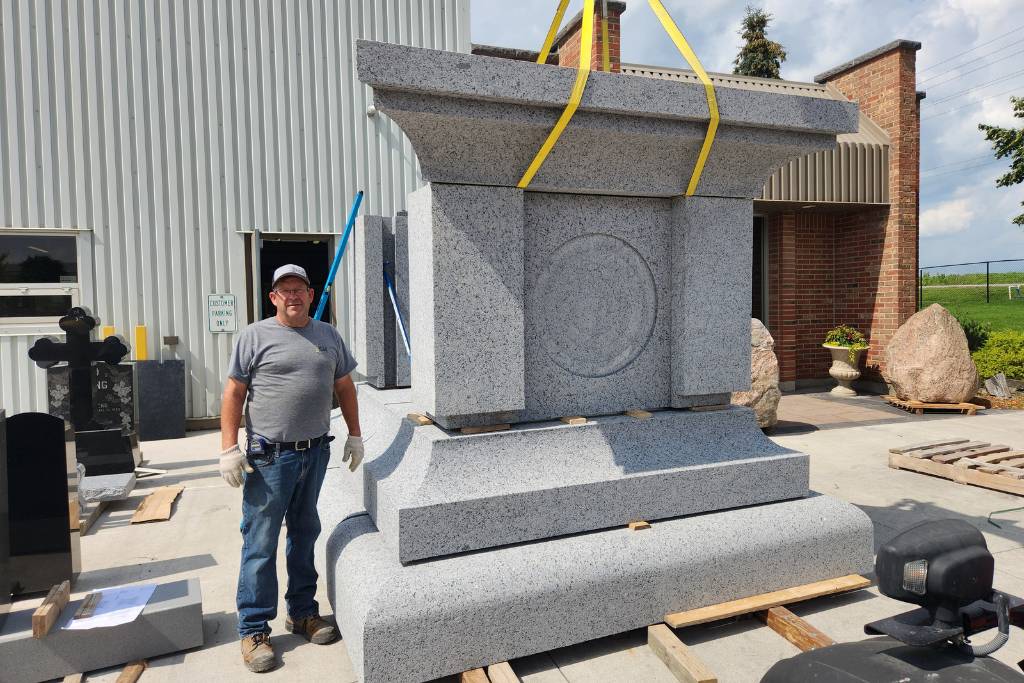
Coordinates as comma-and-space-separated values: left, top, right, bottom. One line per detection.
752, 216, 767, 324
256, 236, 333, 323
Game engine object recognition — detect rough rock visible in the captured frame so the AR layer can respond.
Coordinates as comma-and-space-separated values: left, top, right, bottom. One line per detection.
883, 304, 979, 403
732, 318, 781, 428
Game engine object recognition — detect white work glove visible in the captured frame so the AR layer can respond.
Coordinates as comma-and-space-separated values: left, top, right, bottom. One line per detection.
342, 436, 364, 472
219, 444, 253, 488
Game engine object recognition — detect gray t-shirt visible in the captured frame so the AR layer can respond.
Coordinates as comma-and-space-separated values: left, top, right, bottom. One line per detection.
228, 317, 357, 442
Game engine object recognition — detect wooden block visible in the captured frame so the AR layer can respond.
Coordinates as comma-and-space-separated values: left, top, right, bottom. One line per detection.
624, 409, 652, 419
32, 580, 71, 638
956, 451, 1024, 468
131, 485, 184, 524
69, 496, 80, 531
62, 675, 84, 683
932, 445, 1009, 464
953, 466, 1024, 495
560, 416, 588, 425
407, 413, 434, 426
629, 520, 651, 531
134, 466, 167, 478
115, 660, 147, 683
978, 463, 1024, 478
889, 438, 969, 454
758, 606, 834, 651
906, 441, 990, 459
664, 574, 870, 629
648, 624, 717, 683
80, 500, 109, 535
459, 668, 490, 683
75, 591, 103, 620
460, 424, 511, 435
487, 661, 520, 683
890, 452, 955, 479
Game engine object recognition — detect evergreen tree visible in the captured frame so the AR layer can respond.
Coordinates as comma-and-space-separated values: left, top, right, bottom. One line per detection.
733, 7, 786, 79
978, 96, 1024, 227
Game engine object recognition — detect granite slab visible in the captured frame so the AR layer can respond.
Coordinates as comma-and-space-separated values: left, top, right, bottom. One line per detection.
356, 41, 858, 198
79, 473, 137, 502
322, 494, 873, 683
135, 360, 186, 440
352, 384, 808, 564
353, 215, 388, 388
392, 212, 411, 387
0, 578, 203, 683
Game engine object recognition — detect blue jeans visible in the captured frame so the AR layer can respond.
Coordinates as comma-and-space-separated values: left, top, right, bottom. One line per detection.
236, 440, 330, 637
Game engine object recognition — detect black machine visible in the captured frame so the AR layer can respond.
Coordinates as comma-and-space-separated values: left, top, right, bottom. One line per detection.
763, 519, 1024, 682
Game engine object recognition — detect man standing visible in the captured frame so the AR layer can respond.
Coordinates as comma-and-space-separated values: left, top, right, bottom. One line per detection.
219, 264, 364, 673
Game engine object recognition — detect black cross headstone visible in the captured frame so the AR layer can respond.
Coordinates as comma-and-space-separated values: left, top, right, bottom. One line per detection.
0, 409, 9, 625
29, 308, 128, 431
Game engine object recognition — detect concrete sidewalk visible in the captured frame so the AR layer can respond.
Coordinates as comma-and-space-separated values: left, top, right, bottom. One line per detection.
16, 394, 1024, 682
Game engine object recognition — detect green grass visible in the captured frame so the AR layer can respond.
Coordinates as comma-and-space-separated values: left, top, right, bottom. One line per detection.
922, 285, 1024, 331
921, 271, 1024, 286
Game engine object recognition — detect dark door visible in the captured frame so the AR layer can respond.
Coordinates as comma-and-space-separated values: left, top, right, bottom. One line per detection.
258, 238, 332, 322
752, 216, 765, 322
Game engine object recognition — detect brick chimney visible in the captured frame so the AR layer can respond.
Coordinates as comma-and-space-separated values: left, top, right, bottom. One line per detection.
553, 1, 625, 72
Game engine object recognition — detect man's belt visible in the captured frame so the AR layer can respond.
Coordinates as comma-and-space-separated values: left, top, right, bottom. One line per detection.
252, 434, 334, 453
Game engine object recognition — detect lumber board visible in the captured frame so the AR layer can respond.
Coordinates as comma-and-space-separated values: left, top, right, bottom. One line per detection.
459, 424, 511, 435
624, 409, 653, 419
956, 451, 1024, 468
32, 580, 71, 638
628, 520, 651, 531
889, 438, 969, 454
407, 413, 434, 426
131, 485, 184, 524
80, 500, 109, 535
62, 675, 84, 683
69, 496, 79, 531
115, 660, 147, 683
957, 467, 1024, 495
932, 445, 1009, 464
978, 463, 1024, 478
648, 624, 717, 683
758, 606, 834, 651
907, 441, 990, 460
889, 452, 958, 479
892, 452, 1024, 494
664, 574, 870, 629
560, 416, 588, 425
459, 669, 490, 683
487, 661, 520, 683
75, 591, 103, 619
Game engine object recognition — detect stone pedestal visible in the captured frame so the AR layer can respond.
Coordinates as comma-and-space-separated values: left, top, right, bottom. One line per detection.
317, 40, 870, 683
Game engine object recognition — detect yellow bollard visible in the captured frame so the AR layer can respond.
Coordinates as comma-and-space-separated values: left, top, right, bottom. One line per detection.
134, 325, 148, 361
100, 325, 116, 339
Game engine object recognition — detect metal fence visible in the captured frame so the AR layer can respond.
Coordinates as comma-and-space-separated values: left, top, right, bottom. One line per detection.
918, 259, 1024, 331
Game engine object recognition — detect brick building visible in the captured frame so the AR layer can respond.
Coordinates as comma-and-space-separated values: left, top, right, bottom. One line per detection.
475, 4, 921, 391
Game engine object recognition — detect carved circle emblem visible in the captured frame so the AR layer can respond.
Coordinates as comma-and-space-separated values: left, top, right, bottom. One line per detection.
534, 233, 657, 378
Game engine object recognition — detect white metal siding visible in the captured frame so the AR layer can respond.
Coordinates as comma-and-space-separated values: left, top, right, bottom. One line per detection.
0, 0, 469, 418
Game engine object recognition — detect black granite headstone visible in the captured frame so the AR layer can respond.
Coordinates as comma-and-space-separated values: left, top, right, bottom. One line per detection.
5, 412, 77, 595
136, 360, 186, 440
29, 308, 137, 476
0, 409, 10, 627
47, 364, 136, 433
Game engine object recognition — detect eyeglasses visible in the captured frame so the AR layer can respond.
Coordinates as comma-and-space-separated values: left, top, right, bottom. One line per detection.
273, 287, 309, 297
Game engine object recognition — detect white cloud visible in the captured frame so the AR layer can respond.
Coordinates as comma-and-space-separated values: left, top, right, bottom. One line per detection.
921, 198, 976, 236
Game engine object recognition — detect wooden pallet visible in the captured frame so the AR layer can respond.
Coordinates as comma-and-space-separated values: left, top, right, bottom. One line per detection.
883, 395, 980, 415
889, 438, 1024, 496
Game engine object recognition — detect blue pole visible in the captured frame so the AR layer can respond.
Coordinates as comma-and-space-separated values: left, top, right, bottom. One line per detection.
314, 190, 363, 321
383, 267, 411, 357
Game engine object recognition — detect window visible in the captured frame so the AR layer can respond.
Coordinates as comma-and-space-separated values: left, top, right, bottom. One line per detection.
0, 234, 80, 326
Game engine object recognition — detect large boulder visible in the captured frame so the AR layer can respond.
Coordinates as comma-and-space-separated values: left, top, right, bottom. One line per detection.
732, 318, 781, 428
883, 304, 979, 403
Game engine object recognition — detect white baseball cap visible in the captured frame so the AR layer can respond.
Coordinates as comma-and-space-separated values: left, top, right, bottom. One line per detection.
271, 264, 311, 288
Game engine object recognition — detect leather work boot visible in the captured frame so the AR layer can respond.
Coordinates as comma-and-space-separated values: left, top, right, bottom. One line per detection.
241, 632, 275, 673
285, 614, 338, 644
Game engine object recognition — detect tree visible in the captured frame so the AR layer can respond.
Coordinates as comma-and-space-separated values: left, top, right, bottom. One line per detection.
978, 96, 1024, 227
733, 7, 786, 79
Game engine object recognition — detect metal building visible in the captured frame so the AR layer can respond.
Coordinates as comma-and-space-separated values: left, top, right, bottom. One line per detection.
0, 0, 470, 419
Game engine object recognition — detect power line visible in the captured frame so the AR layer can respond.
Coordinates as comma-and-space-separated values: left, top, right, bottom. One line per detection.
921, 152, 994, 173
926, 68, 1024, 105
922, 49, 1024, 90
919, 41, 1024, 85
918, 24, 1024, 73
921, 158, 1006, 179
921, 86, 1023, 121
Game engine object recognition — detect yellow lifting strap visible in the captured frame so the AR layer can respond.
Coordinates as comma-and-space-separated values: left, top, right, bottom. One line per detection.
647, 0, 719, 196
600, 0, 611, 72
520, 0, 719, 196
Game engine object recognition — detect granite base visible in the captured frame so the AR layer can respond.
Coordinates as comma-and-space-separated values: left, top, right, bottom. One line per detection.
322, 495, 873, 683
79, 473, 137, 502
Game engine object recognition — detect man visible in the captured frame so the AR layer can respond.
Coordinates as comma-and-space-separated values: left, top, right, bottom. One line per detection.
219, 264, 364, 673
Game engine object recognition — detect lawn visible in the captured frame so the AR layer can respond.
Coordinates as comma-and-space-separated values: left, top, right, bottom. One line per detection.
921, 285, 1024, 331
921, 271, 1024, 286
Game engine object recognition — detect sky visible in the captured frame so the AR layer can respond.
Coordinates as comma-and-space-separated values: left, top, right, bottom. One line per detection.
470, 0, 1024, 272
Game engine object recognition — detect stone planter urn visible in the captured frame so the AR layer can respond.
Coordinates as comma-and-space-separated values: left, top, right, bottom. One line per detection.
823, 344, 864, 396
